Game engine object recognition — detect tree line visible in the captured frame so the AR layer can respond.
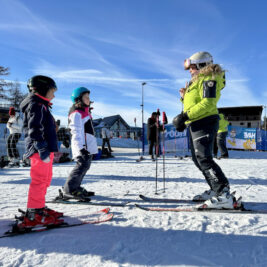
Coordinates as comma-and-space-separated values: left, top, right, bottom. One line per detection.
0, 66, 27, 110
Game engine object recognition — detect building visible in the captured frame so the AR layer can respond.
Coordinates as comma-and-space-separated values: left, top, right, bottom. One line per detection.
218, 106, 264, 128
93, 114, 141, 139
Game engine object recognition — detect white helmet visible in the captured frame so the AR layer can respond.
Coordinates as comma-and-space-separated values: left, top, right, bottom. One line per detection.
184, 51, 213, 70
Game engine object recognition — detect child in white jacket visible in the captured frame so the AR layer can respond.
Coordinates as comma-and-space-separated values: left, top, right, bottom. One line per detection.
7, 107, 23, 167
63, 87, 98, 200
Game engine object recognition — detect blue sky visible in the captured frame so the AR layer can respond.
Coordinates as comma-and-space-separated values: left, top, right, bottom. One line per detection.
1, 0, 267, 126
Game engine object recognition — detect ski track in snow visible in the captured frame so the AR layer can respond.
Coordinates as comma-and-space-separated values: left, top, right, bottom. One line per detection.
0, 148, 267, 267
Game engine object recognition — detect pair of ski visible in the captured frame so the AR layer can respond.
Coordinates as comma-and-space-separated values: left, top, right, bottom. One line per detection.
137, 195, 267, 214
0, 208, 113, 239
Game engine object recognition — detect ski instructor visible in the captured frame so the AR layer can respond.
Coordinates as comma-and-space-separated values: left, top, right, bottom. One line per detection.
173, 51, 237, 209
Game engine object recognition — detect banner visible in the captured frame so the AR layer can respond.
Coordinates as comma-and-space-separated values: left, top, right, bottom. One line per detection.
227, 126, 256, 150
144, 124, 189, 153
256, 129, 267, 151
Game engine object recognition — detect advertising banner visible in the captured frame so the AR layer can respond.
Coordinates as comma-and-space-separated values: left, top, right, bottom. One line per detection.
227, 126, 256, 150
144, 124, 188, 153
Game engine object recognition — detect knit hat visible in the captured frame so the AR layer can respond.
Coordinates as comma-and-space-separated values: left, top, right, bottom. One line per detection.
9, 107, 15, 116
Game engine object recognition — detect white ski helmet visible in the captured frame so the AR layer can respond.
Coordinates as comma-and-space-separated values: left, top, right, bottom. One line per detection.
184, 51, 213, 70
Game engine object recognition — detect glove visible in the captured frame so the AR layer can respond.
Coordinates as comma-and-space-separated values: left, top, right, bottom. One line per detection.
80, 148, 90, 161
34, 141, 50, 162
172, 112, 189, 132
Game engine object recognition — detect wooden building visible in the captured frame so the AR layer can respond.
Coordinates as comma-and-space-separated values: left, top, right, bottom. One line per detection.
93, 115, 141, 139
218, 106, 263, 128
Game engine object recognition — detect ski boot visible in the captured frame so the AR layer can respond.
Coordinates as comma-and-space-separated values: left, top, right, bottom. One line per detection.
57, 188, 91, 202
198, 188, 235, 210
16, 208, 64, 231
67, 188, 91, 201
43, 206, 64, 218
78, 186, 95, 197
193, 189, 216, 202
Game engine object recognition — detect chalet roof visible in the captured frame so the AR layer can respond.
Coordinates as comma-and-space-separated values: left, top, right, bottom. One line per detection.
93, 115, 130, 129
218, 106, 263, 116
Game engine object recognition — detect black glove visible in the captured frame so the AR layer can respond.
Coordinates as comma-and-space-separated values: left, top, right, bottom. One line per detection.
34, 141, 50, 161
80, 148, 90, 161
172, 112, 189, 132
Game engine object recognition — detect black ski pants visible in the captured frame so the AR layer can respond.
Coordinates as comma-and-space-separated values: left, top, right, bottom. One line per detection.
148, 139, 161, 156
149, 139, 156, 156
7, 133, 21, 158
189, 116, 229, 194
64, 154, 92, 194
102, 138, 112, 153
214, 131, 229, 157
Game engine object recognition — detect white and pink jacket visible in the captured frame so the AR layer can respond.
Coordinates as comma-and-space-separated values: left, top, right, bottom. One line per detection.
68, 107, 98, 159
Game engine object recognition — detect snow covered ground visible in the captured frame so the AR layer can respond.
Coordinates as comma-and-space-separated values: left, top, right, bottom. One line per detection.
0, 148, 267, 267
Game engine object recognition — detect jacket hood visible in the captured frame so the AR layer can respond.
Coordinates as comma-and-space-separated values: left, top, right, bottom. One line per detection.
192, 64, 225, 82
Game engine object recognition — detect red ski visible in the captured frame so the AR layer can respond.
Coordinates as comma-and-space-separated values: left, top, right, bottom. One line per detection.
0, 208, 113, 239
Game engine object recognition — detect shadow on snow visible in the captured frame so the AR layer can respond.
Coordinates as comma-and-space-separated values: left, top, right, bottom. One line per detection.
0, 221, 266, 266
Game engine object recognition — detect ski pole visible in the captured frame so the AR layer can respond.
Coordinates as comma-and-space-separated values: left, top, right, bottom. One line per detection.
134, 118, 140, 157
162, 111, 168, 193
155, 109, 160, 194
174, 129, 177, 158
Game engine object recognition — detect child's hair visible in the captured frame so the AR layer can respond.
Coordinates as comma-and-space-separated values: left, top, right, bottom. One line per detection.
74, 101, 84, 109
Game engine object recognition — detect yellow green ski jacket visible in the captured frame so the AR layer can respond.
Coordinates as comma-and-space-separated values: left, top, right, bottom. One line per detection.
182, 64, 225, 124
218, 113, 229, 133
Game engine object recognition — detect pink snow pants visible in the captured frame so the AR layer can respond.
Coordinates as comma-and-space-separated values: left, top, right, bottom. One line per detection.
27, 152, 54, 209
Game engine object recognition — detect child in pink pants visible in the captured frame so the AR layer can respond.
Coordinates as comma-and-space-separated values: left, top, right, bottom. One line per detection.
19, 75, 63, 229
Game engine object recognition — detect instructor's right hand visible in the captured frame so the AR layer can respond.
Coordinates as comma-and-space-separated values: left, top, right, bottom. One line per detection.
179, 88, 186, 99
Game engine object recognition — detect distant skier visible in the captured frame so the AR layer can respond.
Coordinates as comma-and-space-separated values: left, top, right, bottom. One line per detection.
101, 123, 113, 155
173, 51, 237, 209
63, 87, 98, 200
147, 112, 158, 161
6, 106, 23, 167
214, 113, 229, 159
19, 75, 64, 229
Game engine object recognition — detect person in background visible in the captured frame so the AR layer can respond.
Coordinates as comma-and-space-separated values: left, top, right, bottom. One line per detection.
214, 113, 229, 159
63, 87, 98, 200
101, 123, 113, 154
147, 111, 162, 161
18, 75, 63, 229
173, 51, 239, 209
6, 107, 23, 167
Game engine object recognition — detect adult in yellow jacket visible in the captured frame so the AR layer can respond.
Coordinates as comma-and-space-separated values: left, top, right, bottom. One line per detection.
173, 52, 237, 209
214, 114, 229, 158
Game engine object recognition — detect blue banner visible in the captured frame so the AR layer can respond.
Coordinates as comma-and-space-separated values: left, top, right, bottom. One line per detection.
144, 124, 189, 153
227, 126, 257, 150
256, 129, 267, 151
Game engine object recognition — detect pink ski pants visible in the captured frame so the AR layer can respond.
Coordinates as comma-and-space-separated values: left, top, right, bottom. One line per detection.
27, 153, 54, 209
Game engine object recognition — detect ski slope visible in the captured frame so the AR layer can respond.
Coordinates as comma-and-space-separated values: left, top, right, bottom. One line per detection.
0, 148, 267, 267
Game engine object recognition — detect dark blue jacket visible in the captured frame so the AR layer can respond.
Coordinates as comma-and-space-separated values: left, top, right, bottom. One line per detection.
20, 93, 58, 159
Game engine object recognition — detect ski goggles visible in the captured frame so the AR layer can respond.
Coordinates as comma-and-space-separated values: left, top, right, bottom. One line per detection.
184, 59, 196, 70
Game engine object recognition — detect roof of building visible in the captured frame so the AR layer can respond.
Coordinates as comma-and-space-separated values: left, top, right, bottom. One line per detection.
93, 114, 130, 129
218, 106, 263, 116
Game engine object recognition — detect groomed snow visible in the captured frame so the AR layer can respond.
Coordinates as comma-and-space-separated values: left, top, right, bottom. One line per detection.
0, 148, 267, 267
